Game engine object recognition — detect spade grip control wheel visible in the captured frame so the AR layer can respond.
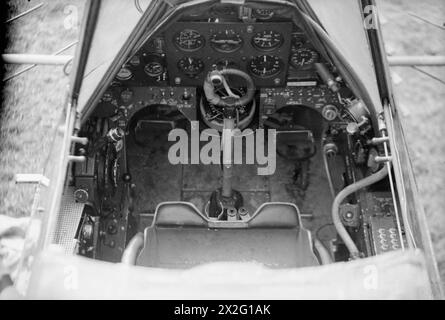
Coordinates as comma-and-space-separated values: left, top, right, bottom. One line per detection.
203, 69, 255, 108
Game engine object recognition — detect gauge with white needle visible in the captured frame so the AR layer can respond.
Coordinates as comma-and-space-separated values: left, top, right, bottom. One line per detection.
248, 55, 283, 78
177, 57, 205, 77
290, 47, 319, 70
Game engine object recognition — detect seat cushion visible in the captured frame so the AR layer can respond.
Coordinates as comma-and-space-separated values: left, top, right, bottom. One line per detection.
137, 227, 318, 268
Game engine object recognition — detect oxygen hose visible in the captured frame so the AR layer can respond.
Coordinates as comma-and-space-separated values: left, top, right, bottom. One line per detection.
332, 166, 389, 259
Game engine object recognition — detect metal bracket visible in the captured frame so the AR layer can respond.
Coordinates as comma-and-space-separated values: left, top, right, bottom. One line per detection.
71, 136, 88, 145
68, 155, 86, 163
374, 155, 392, 163
15, 174, 50, 187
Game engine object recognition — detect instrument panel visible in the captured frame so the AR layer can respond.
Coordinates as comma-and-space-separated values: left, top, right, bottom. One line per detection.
164, 21, 293, 87
110, 19, 323, 88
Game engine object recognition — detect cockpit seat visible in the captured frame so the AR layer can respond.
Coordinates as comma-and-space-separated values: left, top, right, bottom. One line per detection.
135, 202, 320, 268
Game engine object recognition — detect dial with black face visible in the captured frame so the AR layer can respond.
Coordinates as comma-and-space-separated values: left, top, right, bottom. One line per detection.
252, 30, 284, 51
248, 55, 283, 78
253, 8, 275, 20
144, 61, 164, 77
210, 29, 243, 53
177, 57, 205, 77
290, 47, 319, 69
174, 29, 205, 52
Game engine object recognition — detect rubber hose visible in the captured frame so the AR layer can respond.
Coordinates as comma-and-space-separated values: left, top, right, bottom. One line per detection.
332, 166, 388, 259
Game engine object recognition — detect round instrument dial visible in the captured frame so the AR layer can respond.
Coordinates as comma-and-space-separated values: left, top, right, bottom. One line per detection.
248, 55, 283, 78
290, 47, 319, 69
116, 66, 133, 81
210, 29, 243, 53
252, 30, 284, 51
177, 57, 205, 77
253, 8, 275, 20
144, 61, 164, 77
174, 29, 205, 52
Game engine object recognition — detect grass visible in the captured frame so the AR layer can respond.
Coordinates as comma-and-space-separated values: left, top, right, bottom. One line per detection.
1, 0, 84, 216
1, 0, 445, 288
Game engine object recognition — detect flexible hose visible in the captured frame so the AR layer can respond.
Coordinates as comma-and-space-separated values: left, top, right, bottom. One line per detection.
332, 166, 388, 259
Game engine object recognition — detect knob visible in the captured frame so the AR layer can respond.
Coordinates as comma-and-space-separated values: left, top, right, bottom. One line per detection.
322, 105, 338, 121
182, 90, 191, 101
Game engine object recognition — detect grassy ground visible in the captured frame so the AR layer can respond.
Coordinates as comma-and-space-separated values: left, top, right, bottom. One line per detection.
1, 0, 84, 216
1, 0, 444, 288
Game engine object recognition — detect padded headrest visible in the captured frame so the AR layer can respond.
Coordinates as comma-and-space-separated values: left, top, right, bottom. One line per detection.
154, 202, 208, 227
248, 203, 300, 228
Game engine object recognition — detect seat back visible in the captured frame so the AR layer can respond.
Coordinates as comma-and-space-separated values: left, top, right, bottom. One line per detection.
136, 202, 319, 268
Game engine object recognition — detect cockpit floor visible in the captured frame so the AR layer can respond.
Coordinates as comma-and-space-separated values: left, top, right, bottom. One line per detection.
126, 126, 335, 240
